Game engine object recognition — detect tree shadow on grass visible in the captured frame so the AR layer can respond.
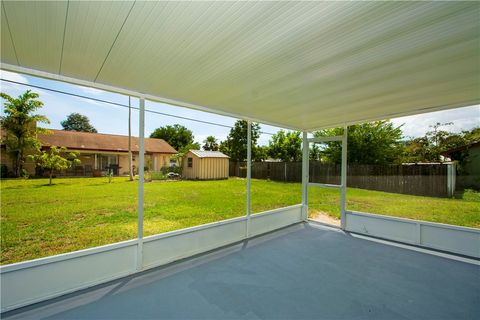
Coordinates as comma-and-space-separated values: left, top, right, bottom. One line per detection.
32, 182, 69, 188
2, 183, 68, 189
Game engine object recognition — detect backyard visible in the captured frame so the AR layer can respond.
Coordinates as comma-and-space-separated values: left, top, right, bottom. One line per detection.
1, 177, 479, 265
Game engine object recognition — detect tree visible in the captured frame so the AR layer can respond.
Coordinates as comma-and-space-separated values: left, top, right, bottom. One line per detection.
402, 122, 449, 163
267, 130, 302, 161
254, 145, 269, 161
402, 124, 480, 164
0, 90, 50, 177
150, 124, 194, 152
309, 144, 321, 161
61, 113, 97, 133
28, 146, 80, 185
219, 120, 261, 161
203, 136, 219, 151
171, 142, 201, 167
314, 120, 404, 164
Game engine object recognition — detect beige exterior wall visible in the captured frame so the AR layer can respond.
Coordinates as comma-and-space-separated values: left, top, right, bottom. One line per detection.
0, 147, 42, 176
1, 149, 173, 176
182, 151, 229, 180
119, 153, 172, 175
151, 154, 171, 171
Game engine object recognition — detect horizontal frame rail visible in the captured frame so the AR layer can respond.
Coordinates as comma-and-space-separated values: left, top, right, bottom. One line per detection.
308, 182, 342, 189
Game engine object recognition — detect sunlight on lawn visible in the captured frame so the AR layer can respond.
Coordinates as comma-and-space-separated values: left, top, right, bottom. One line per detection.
1, 177, 478, 264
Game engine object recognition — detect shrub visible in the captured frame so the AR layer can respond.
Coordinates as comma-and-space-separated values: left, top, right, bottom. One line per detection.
150, 171, 167, 181
160, 166, 182, 175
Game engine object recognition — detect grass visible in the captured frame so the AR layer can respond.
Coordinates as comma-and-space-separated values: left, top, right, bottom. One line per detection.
1, 177, 479, 264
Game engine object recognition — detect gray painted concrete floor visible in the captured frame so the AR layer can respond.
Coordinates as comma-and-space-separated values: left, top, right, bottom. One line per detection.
3, 223, 479, 320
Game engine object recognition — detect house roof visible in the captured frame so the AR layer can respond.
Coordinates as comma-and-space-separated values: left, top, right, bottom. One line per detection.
189, 150, 229, 159
38, 129, 177, 154
442, 141, 480, 157
1, 2, 479, 130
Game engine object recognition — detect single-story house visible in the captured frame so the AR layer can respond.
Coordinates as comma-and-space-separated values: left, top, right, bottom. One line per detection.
1, 129, 177, 176
183, 150, 229, 180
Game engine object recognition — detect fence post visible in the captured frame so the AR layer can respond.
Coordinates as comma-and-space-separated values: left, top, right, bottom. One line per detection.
447, 163, 456, 197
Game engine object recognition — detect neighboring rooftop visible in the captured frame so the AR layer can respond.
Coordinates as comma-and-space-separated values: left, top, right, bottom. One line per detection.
443, 141, 480, 157
38, 129, 177, 154
189, 150, 229, 158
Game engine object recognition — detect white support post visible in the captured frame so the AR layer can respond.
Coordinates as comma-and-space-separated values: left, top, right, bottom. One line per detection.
302, 131, 309, 220
340, 126, 348, 230
137, 97, 145, 270
246, 120, 252, 238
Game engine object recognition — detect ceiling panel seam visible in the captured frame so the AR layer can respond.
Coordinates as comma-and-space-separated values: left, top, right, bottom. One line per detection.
1, 2, 19, 65
58, 0, 69, 74
93, 0, 136, 82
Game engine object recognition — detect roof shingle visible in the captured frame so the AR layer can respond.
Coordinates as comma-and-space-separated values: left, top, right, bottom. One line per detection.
37, 129, 176, 154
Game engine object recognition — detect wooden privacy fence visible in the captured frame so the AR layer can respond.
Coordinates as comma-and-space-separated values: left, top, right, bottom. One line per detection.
229, 161, 454, 198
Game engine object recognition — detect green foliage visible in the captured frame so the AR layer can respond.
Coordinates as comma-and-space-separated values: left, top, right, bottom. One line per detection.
0, 90, 50, 177
171, 142, 201, 167
21, 169, 29, 179
254, 145, 269, 162
150, 171, 167, 180
28, 146, 80, 185
160, 165, 182, 175
310, 144, 321, 161
462, 189, 480, 202
268, 130, 302, 161
107, 171, 114, 183
61, 112, 97, 133
314, 121, 404, 164
202, 136, 219, 151
402, 124, 480, 168
150, 124, 195, 152
219, 120, 262, 161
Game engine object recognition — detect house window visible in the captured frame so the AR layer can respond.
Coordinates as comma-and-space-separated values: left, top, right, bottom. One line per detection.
187, 157, 193, 168
97, 155, 118, 171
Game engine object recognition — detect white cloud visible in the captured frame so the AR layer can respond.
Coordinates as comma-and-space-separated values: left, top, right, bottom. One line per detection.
391, 105, 480, 138
0, 70, 29, 84
78, 86, 104, 95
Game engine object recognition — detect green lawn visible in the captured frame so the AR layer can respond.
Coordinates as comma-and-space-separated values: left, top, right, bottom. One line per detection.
1, 177, 479, 264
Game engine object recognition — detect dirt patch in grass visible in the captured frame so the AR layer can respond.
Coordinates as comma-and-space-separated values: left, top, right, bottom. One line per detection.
309, 210, 340, 227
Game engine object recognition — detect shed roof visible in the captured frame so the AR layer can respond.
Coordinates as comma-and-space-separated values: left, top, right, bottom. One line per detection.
1, 2, 479, 130
38, 129, 177, 154
189, 150, 229, 159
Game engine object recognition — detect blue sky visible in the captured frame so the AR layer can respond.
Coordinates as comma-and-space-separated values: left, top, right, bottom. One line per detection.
1, 70, 479, 146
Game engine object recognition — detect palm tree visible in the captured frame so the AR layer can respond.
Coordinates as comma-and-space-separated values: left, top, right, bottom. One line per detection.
0, 90, 50, 177
203, 136, 219, 151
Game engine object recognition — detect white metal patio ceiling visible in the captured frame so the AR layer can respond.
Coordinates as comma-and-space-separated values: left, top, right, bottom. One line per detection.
1, 1, 479, 130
